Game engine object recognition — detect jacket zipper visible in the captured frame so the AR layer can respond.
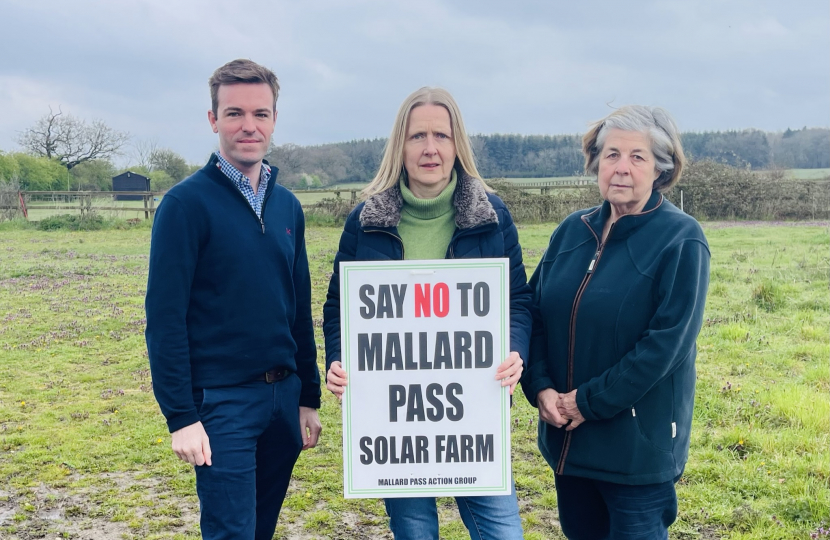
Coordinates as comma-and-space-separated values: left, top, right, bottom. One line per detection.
258, 187, 270, 234
217, 167, 272, 234
364, 229, 405, 259
448, 223, 496, 258
253, 176, 271, 234
555, 220, 614, 475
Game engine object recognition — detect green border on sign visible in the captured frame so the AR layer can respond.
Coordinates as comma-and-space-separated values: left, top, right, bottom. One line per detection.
340, 259, 511, 498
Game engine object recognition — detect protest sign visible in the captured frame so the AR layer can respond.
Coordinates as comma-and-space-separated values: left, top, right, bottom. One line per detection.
339, 258, 511, 499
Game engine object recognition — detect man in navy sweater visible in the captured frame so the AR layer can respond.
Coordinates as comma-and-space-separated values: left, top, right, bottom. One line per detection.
145, 59, 322, 540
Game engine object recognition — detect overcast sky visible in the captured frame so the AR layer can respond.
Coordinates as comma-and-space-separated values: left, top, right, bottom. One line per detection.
1, 0, 828, 165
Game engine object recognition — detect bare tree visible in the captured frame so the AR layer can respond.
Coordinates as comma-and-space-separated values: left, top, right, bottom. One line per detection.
267, 143, 306, 175
18, 107, 130, 170
130, 138, 159, 170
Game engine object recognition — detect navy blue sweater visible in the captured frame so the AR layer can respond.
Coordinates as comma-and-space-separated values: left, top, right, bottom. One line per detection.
521, 191, 710, 484
145, 156, 321, 433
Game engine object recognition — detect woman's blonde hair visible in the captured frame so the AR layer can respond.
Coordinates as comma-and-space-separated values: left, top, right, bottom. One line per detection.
582, 105, 686, 192
363, 87, 490, 197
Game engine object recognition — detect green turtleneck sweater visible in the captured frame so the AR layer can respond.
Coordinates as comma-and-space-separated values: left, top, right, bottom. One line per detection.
398, 172, 458, 260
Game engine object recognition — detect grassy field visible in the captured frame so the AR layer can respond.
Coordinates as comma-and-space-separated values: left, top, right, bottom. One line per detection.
0, 220, 827, 539
293, 184, 365, 206
785, 168, 830, 180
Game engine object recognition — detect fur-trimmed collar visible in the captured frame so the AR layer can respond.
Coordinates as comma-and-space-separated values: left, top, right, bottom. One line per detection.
359, 170, 499, 229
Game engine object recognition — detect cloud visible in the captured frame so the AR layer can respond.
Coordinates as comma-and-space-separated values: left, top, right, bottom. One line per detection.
0, 0, 827, 164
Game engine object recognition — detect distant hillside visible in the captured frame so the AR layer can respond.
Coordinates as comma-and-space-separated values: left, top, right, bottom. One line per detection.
266, 127, 830, 187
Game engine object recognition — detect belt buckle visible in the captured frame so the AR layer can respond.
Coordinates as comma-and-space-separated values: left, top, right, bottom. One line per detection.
265, 370, 277, 383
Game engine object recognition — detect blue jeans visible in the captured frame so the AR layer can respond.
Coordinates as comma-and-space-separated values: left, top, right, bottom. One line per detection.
383, 481, 523, 540
554, 474, 678, 540
193, 375, 303, 540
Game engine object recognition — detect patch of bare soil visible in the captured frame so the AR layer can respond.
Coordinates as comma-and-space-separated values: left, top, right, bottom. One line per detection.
275, 493, 393, 540
277, 509, 393, 540
673, 525, 724, 540
0, 473, 199, 539
2, 474, 401, 540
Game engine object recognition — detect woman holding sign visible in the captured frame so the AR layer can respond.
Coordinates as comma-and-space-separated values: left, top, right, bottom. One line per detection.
521, 105, 710, 540
323, 87, 531, 540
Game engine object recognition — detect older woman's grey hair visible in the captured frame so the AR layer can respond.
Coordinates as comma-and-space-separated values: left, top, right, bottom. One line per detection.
581, 105, 686, 192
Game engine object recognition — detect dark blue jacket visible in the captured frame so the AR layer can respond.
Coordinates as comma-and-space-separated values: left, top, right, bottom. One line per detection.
145, 155, 321, 433
323, 172, 532, 370
521, 191, 710, 485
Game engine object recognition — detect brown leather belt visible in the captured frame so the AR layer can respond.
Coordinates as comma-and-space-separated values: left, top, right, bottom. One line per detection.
257, 368, 291, 383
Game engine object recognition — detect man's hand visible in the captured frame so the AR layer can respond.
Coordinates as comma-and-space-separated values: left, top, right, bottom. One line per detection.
495, 352, 524, 395
299, 407, 321, 450
537, 388, 567, 428
171, 421, 212, 466
557, 389, 586, 431
326, 361, 348, 401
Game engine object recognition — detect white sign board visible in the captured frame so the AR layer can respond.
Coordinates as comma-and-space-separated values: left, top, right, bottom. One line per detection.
340, 258, 511, 498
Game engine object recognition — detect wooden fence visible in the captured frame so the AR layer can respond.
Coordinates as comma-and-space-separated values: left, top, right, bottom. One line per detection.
5, 180, 592, 220
8, 191, 159, 220
297, 187, 360, 201
511, 178, 595, 194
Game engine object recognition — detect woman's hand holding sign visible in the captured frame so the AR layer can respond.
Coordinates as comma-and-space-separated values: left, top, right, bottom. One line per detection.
330, 352, 522, 399
495, 352, 523, 395
326, 361, 348, 401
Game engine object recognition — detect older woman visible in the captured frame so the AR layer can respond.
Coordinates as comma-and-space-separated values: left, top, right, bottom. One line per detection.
323, 87, 531, 540
521, 105, 710, 540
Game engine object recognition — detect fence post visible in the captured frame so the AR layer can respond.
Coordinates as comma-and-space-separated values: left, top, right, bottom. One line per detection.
148, 193, 155, 220
18, 191, 29, 219
680, 190, 684, 213
79, 193, 88, 217
143, 194, 149, 220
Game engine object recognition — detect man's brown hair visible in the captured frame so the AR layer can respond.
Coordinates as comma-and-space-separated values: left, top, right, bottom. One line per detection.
209, 59, 280, 115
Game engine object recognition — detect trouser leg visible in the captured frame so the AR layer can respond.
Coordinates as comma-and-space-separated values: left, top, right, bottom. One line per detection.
195, 382, 272, 540
595, 479, 677, 540
554, 474, 610, 540
384, 497, 440, 540
455, 479, 524, 540
254, 374, 303, 540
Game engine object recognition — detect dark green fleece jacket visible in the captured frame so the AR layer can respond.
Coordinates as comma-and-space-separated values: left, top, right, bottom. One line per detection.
521, 191, 710, 485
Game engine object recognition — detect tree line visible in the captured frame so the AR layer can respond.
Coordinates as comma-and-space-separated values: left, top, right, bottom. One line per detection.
1, 108, 828, 192
269, 128, 830, 187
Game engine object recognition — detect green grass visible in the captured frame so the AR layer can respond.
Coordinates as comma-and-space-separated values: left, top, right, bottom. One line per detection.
294, 189, 362, 206
784, 168, 830, 180
0, 222, 827, 539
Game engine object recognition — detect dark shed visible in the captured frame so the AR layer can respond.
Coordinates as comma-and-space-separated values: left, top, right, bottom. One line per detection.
112, 172, 151, 201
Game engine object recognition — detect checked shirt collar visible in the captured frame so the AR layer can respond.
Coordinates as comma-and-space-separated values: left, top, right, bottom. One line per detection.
215, 151, 271, 219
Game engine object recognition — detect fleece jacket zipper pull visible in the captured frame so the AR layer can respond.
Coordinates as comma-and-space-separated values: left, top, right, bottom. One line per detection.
587, 250, 600, 274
